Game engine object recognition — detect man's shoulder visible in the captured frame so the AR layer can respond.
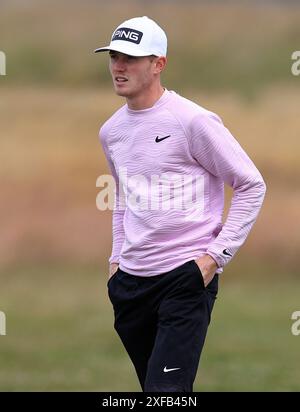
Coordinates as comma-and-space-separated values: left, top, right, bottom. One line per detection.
168, 91, 218, 124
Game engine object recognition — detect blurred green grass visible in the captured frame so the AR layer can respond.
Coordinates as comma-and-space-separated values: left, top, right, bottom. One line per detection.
0, 264, 299, 391
1, 1, 300, 97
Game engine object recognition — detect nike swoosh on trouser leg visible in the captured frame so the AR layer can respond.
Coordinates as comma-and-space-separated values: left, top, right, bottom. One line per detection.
163, 366, 181, 373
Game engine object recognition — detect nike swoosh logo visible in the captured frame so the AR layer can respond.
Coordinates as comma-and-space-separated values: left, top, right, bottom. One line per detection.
223, 249, 232, 257
163, 366, 181, 373
155, 135, 170, 143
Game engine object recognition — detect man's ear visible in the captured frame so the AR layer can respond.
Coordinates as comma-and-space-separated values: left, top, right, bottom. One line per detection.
154, 57, 167, 74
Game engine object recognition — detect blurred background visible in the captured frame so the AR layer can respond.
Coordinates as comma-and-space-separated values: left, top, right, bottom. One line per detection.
0, 0, 299, 391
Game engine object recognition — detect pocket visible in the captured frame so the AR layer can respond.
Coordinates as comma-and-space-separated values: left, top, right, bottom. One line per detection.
191, 260, 206, 290
107, 268, 119, 287
206, 273, 219, 298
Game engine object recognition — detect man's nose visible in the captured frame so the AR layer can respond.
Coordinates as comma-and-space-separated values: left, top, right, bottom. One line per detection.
113, 58, 126, 71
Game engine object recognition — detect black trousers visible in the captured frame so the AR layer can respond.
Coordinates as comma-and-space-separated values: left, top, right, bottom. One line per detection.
107, 259, 219, 392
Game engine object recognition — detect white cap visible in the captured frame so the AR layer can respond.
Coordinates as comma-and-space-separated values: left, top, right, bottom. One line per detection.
94, 16, 167, 57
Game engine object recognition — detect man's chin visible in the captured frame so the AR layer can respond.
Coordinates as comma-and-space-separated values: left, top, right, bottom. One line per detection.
114, 88, 130, 97
113, 83, 133, 96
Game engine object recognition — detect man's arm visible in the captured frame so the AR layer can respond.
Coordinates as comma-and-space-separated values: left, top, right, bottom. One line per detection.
99, 132, 125, 280
189, 112, 266, 284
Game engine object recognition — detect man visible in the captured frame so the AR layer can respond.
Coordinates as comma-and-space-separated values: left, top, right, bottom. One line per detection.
95, 16, 266, 392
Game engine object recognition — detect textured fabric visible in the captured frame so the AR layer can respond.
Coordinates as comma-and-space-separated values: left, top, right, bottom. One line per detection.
108, 260, 218, 392
100, 89, 266, 276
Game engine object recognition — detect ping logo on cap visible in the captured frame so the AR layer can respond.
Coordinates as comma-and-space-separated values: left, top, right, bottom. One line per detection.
112, 27, 143, 44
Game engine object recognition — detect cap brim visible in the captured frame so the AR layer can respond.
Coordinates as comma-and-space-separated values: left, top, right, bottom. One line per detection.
93, 42, 153, 57
94, 46, 112, 53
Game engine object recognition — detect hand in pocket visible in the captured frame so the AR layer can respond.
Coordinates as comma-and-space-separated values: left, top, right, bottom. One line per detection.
194, 255, 218, 287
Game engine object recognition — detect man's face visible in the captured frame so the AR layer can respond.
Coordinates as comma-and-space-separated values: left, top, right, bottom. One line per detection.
109, 51, 157, 98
